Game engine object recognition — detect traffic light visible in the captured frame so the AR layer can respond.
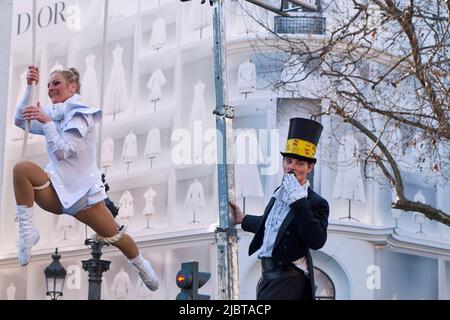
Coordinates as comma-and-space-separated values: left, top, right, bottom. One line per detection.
176, 261, 211, 300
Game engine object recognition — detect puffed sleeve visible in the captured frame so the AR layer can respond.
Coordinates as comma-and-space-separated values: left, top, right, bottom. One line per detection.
14, 85, 45, 135
43, 114, 93, 161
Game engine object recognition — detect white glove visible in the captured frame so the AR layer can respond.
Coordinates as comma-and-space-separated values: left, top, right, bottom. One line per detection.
282, 173, 308, 205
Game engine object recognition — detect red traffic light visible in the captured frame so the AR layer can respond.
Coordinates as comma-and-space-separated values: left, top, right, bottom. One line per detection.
176, 270, 193, 288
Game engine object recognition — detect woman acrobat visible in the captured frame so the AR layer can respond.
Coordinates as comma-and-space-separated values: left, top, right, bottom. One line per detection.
13, 65, 159, 292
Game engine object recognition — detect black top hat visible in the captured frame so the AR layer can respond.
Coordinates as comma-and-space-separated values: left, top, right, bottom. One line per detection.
280, 118, 323, 164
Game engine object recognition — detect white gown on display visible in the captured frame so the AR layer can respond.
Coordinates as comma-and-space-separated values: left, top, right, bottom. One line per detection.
57, 214, 75, 240
146, 69, 167, 108
413, 190, 428, 233
121, 131, 138, 164
144, 128, 161, 160
143, 186, 157, 215
38, 45, 50, 106
189, 0, 212, 38
101, 275, 110, 300
234, 131, 265, 200
6, 283, 16, 300
104, 45, 129, 117
14, 70, 28, 141
332, 133, 366, 221
118, 190, 135, 221
189, 80, 208, 161
332, 134, 366, 203
238, 59, 256, 96
81, 54, 100, 107
111, 268, 132, 300
101, 137, 115, 169
190, 80, 210, 127
280, 55, 308, 94
150, 17, 167, 50
143, 186, 157, 229
184, 179, 206, 223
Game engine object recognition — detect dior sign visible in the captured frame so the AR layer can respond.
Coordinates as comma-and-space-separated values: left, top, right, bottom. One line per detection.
17, 1, 67, 35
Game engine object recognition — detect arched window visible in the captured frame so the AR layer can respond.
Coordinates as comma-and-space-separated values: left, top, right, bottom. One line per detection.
314, 267, 335, 300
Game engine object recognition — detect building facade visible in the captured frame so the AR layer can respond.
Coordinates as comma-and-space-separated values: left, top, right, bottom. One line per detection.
0, 0, 449, 300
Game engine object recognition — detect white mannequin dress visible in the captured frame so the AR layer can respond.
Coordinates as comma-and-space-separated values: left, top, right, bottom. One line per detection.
189, 0, 212, 38
184, 179, 206, 223
14, 70, 28, 141
7, 283, 16, 300
189, 80, 208, 161
118, 190, 135, 219
38, 45, 49, 106
332, 134, 366, 203
146, 69, 167, 105
104, 45, 129, 116
121, 131, 138, 164
111, 268, 132, 300
280, 55, 307, 94
237, 60, 256, 95
143, 186, 157, 216
150, 17, 167, 50
81, 54, 100, 107
189, 80, 208, 127
234, 131, 264, 199
101, 137, 115, 169
144, 128, 161, 160
57, 214, 75, 240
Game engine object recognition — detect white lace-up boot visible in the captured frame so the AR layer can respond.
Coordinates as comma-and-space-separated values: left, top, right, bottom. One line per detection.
128, 254, 159, 291
15, 206, 40, 266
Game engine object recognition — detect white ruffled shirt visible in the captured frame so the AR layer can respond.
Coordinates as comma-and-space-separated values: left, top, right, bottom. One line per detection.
15, 85, 104, 209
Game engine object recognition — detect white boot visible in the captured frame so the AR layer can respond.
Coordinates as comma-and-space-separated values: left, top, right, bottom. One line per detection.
128, 254, 159, 291
15, 206, 40, 266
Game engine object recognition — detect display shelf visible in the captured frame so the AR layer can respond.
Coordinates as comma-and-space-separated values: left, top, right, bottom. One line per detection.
138, 43, 178, 74
106, 163, 172, 193
229, 93, 277, 117
140, 0, 179, 27
6, 135, 46, 160
174, 163, 215, 181
102, 106, 175, 140
180, 38, 214, 65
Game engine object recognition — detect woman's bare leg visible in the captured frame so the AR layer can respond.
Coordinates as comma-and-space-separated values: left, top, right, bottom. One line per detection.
75, 201, 159, 291
74, 201, 138, 259
13, 161, 63, 214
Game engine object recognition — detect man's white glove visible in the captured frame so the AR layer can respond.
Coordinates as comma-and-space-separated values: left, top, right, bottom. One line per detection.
282, 173, 308, 205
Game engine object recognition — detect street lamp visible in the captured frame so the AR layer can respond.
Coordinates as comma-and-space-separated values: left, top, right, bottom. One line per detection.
44, 248, 67, 300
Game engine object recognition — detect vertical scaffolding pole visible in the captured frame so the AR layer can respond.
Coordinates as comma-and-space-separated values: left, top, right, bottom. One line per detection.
211, 0, 239, 300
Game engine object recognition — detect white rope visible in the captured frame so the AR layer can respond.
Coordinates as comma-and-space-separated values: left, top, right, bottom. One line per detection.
32, 180, 51, 191
22, 0, 38, 159
94, 224, 128, 244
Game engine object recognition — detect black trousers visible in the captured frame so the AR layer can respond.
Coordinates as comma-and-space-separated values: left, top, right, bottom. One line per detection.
256, 264, 311, 300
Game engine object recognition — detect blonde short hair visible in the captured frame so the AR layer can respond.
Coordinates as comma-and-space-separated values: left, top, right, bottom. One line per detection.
50, 67, 81, 94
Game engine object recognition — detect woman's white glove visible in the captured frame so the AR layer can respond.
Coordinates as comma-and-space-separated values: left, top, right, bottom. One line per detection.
282, 173, 308, 205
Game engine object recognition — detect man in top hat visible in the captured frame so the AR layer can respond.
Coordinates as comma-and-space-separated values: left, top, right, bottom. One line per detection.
230, 118, 329, 300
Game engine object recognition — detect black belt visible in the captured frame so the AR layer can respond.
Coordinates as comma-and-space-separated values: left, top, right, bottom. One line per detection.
260, 258, 299, 273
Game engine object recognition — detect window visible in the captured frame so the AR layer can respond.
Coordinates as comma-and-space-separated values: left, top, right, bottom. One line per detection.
314, 267, 335, 300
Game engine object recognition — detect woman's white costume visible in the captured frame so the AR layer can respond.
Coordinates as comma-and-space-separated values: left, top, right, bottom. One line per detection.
15, 85, 107, 215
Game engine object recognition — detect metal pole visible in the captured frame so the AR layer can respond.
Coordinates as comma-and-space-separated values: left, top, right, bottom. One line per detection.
81, 239, 111, 300
97, 0, 110, 166
211, 0, 239, 300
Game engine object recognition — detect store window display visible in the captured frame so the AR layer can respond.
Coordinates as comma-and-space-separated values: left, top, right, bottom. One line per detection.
104, 45, 129, 120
